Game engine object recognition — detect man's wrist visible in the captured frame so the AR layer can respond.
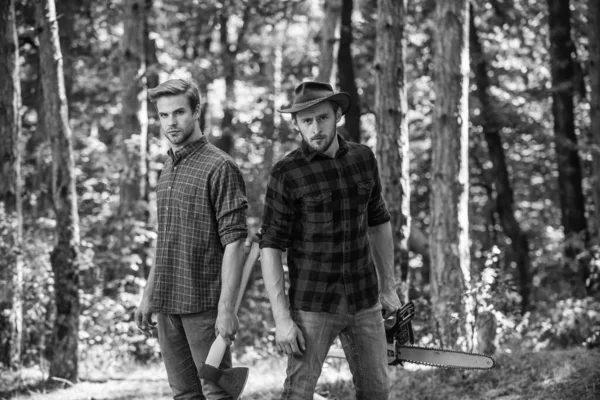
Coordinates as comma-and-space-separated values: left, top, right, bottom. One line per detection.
273, 309, 292, 326
381, 281, 397, 293
218, 301, 235, 313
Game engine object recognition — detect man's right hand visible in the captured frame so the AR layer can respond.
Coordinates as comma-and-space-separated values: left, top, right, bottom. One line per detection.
275, 317, 306, 356
134, 297, 156, 334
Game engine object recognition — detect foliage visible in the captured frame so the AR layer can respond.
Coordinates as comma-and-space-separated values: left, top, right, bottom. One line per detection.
18, 226, 54, 369
2, 348, 599, 399
79, 291, 161, 370
4, 0, 600, 390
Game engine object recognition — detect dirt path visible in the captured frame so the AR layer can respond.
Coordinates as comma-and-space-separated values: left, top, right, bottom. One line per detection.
4, 349, 600, 400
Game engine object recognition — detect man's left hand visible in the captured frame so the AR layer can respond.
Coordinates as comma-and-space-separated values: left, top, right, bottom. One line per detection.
215, 308, 240, 345
380, 288, 402, 318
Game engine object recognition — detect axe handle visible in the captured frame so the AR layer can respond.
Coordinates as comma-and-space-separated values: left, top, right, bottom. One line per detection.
204, 241, 260, 367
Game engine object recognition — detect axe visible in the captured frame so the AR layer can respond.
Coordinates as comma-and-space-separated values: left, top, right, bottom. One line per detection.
197, 241, 260, 399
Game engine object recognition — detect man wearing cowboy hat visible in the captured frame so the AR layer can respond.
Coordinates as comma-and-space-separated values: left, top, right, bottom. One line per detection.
259, 81, 401, 399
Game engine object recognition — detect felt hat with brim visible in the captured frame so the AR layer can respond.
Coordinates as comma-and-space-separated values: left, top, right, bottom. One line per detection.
278, 81, 351, 115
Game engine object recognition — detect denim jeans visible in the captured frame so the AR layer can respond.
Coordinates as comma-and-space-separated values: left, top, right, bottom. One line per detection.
157, 310, 233, 400
282, 302, 389, 400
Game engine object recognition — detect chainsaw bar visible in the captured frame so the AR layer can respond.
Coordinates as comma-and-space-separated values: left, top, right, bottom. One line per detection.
395, 345, 495, 370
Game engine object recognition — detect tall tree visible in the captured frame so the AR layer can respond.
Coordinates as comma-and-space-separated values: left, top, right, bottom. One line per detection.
316, 0, 342, 85
337, 0, 361, 143
589, 0, 600, 237
56, 0, 77, 104
374, 0, 410, 302
470, 6, 532, 311
216, 0, 252, 154
430, 0, 473, 349
546, 0, 587, 239
36, 0, 82, 382
119, 0, 148, 216
0, 0, 24, 369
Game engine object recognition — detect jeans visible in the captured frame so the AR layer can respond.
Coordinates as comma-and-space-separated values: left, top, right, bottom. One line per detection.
157, 310, 233, 400
282, 302, 389, 400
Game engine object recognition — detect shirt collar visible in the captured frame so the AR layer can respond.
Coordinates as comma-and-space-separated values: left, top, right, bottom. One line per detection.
300, 133, 349, 162
167, 135, 208, 164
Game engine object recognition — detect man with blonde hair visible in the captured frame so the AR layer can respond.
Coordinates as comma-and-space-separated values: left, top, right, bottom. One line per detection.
135, 79, 248, 400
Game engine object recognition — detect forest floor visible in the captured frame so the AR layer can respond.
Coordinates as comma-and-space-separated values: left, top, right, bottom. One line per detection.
1, 347, 599, 400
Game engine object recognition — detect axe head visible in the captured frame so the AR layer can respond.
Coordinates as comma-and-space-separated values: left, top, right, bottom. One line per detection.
198, 364, 249, 400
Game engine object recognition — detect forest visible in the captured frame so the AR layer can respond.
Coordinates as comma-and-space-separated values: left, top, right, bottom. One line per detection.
0, 0, 599, 399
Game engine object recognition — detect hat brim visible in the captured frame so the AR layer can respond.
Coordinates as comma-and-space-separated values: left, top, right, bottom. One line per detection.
278, 92, 351, 115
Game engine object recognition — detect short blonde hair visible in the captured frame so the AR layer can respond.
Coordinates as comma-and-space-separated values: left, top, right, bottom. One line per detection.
148, 79, 202, 111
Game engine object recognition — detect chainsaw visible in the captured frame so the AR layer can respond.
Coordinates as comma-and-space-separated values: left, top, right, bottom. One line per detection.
327, 302, 495, 370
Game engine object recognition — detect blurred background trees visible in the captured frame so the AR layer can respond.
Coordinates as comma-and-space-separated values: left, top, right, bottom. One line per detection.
0, 0, 599, 385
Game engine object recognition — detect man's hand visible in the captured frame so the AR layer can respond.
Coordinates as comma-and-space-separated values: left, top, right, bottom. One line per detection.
380, 288, 402, 318
215, 308, 239, 345
275, 317, 306, 356
134, 297, 156, 334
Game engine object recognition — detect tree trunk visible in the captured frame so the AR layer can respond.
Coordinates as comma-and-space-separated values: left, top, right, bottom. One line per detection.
145, 0, 159, 136
56, 0, 76, 104
430, 0, 473, 349
0, 0, 24, 369
119, 0, 148, 217
337, 0, 361, 143
36, 0, 81, 382
546, 0, 587, 238
374, 0, 410, 303
589, 0, 600, 237
215, 3, 251, 155
469, 6, 531, 312
316, 0, 342, 85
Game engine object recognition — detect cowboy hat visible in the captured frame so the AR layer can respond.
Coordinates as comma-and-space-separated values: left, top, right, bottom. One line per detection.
278, 81, 351, 115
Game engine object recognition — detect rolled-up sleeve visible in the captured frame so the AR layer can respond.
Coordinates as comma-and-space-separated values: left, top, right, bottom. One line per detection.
367, 154, 391, 227
211, 159, 248, 246
260, 165, 293, 250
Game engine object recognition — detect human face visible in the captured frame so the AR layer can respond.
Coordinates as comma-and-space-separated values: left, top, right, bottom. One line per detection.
156, 95, 201, 151
294, 101, 341, 158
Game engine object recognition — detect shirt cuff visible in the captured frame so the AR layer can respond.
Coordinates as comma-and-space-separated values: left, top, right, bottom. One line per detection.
368, 207, 391, 227
220, 228, 248, 247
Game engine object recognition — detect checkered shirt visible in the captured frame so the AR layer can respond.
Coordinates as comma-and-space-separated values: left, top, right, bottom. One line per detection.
260, 134, 391, 315
154, 136, 248, 314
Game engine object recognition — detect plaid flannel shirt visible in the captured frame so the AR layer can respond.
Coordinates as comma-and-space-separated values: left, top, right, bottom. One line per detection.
260, 134, 391, 315
154, 136, 248, 314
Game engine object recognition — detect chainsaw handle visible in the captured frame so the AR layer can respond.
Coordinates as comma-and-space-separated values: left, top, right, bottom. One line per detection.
385, 302, 415, 339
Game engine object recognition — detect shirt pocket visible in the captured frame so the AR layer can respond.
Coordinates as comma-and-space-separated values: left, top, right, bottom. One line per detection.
302, 191, 334, 223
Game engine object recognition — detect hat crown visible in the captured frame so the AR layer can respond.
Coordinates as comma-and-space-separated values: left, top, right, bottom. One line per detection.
278, 80, 350, 114
293, 82, 335, 104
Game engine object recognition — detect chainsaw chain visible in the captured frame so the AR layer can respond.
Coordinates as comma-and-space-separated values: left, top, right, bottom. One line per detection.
397, 345, 496, 370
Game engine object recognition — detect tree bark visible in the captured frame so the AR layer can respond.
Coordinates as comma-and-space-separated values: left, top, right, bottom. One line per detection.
56, 0, 76, 104
316, 0, 342, 85
119, 0, 148, 216
546, 0, 587, 238
337, 0, 361, 143
470, 7, 531, 312
0, 0, 24, 369
374, 0, 410, 303
145, 0, 159, 137
36, 0, 81, 382
215, 1, 252, 154
589, 0, 600, 237
430, 0, 473, 349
